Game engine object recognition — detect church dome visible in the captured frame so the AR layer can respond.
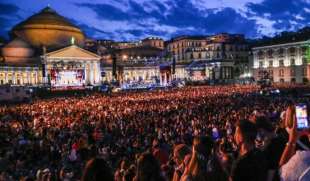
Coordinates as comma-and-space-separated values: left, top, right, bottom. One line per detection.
10, 6, 85, 48
1, 38, 39, 65
2, 38, 34, 58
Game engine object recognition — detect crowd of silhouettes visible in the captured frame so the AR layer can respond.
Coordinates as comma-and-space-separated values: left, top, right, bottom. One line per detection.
0, 84, 310, 181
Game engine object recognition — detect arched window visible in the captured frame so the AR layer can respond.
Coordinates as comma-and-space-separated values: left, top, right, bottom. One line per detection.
278, 48, 284, 57
279, 60, 284, 66
291, 59, 295, 65
290, 69, 295, 76
279, 69, 284, 77
289, 47, 296, 55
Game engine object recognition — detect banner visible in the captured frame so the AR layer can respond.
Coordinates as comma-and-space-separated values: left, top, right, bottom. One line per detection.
306, 43, 310, 63
50, 68, 85, 87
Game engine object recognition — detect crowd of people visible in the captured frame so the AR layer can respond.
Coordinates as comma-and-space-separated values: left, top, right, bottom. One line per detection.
0, 84, 310, 181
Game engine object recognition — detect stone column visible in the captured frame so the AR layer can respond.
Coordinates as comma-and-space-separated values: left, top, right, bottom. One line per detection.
4, 72, 7, 84
284, 47, 289, 66
91, 61, 96, 84
12, 71, 16, 85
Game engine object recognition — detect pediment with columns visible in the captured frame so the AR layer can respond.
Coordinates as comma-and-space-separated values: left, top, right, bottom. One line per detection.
43, 45, 101, 61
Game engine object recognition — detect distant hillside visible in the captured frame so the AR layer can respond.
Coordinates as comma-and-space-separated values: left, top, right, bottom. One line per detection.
250, 26, 310, 47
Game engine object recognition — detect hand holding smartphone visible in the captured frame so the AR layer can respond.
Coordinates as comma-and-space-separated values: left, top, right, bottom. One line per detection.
295, 104, 309, 130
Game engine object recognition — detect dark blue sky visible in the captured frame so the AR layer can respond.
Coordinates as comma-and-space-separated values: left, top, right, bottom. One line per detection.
0, 0, 309, 41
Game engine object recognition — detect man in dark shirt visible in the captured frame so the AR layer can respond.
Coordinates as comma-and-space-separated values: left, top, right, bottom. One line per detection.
231, 119, 268, 181
255, 116, 287, 181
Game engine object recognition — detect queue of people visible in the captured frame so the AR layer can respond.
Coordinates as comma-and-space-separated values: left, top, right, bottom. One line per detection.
0, 85, 309, 181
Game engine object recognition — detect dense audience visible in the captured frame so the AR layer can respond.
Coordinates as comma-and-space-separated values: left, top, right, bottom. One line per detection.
0, 84, 310, 181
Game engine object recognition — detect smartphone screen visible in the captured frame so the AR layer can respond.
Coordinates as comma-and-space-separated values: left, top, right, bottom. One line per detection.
296, 104, 309, 129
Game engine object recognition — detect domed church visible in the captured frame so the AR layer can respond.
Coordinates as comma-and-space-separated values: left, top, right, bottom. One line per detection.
0, 6, 102, 88
11, 6, 85, 48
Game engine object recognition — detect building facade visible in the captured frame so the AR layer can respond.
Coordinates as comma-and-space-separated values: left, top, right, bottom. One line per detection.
252, 41, 309, 83
0, 6, 254, 88
42, 45, 102, 88
0, 66, 42, 85
166, 36, 208, 62
0, 7, 102, 88
141, 37, 164, 49
166, 34, 250, 81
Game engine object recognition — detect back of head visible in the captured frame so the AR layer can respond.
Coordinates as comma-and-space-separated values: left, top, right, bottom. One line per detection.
255, 116, 273, 133
193, 136, 214, 159
236, 119, 257, 144
136, 152, 164, 181
81, 158, 113, 181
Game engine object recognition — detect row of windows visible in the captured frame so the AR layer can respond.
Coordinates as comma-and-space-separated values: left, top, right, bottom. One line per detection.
259, 58, 307, 67
257, 47, 307, 59
169, 43, 248, 51
277, 78, 309, 83
266, 68, 307, 77
0, 79, 38, 85
0, 73, 38, 77
168, 41, 204, 49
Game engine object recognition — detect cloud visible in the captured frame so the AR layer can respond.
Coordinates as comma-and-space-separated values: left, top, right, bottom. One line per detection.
0, 0, 309, 41
0, 3, 20, 38
77, 3, 129, 21
77, 0, 261, 40
203, 8, 258, 37
69, 18, 114, 39
246, 0, 310, 32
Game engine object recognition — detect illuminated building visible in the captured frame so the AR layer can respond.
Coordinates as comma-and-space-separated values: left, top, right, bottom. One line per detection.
101, 45, 164, 84
0, 6, 252, 87
0, 7, 101, 88
42, 45, 102, 88
166, 36, 208, 62
0, 38, 42, 85
141, 37, 164, 49
252, 40, 309, 83
166, 34, 250, 82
